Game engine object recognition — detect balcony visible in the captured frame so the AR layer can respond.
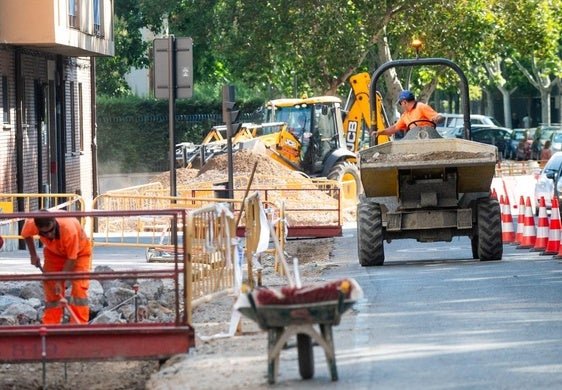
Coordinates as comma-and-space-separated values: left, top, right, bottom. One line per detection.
0, 0, 114, 57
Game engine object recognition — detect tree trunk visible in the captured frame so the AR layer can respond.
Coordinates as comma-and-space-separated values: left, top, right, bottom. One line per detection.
375, 36, 401, 123
540, 89, 551, 125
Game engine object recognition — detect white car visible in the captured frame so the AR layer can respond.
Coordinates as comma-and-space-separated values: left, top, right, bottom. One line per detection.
437, 113, 501, 137
551, 131, 562, 153
534, 151, 562, 214
470, 114, 502, 127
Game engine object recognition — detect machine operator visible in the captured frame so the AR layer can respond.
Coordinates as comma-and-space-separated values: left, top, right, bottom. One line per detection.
372, 90, 444, 138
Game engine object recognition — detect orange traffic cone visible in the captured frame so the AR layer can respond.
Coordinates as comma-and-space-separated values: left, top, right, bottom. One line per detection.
517, 196, 536, 249
504, 191, 511, 210
533, 196, 549, 251
514, 195, 526, 245
544, 197, 561, 255
491, 188, 498, 199
501, 195, 515, 244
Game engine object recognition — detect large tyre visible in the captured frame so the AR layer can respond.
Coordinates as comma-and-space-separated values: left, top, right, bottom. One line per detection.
327, 160, 363, 201
357, 198, 384, 266
297, 334, 314, 379
475, 198, 503, 261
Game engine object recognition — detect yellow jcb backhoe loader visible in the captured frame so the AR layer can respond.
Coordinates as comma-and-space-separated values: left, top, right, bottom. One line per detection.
176, 72, 391, 203
342, 72, 391, 150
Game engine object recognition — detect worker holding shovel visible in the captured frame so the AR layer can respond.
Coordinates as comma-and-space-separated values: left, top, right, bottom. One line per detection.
21, 211, 92, 324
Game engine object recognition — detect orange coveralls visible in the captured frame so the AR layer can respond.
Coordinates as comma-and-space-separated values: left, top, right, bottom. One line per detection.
21, 217, 92, 324
395, 101, 439, 131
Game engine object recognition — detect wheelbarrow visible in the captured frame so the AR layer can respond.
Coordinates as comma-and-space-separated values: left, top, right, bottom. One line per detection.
235, 278, 362, 384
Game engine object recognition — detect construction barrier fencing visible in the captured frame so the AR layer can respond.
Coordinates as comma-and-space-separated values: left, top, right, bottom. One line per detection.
0, 193, 85, 251
104, 181, 164, 195
91, 193, 245, 249
495, 160, 543, 177
135, 174, 343, 238
92, 192, 275, 308
185, 203, 238, 308
0, 200, 246, 320
243, 191, 289, 288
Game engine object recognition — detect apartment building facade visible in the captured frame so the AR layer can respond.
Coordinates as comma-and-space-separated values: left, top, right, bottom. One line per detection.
0, 0, 114, 208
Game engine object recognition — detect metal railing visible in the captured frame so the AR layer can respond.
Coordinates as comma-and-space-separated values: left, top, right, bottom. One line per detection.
0, 209, 194, 364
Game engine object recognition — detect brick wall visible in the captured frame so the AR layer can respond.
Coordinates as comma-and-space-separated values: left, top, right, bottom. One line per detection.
0, 45, 95, 208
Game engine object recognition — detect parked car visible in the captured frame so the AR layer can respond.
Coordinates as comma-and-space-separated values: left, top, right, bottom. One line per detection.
550, 130, 562, 153
437, 113, 501, 138
470, 114, 502, 127
531, 125, 562, 160
454, 125, 512, 158
534, 124, 562, 152
436, 113, 462, 137
509, 128, 533, 160
534, 151, 562, 214
471, 126, 512, 159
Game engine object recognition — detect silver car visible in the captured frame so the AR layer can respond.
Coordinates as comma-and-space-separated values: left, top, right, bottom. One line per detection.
437, 113, 502, 138
534, 151, 562, 214
550, 130, 562, 153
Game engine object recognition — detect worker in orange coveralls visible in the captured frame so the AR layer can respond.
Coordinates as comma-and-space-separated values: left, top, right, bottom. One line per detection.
21, 213, 92, 324
373, 90, 444, 138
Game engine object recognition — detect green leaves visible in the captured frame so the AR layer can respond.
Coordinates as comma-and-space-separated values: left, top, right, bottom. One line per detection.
98, 0, 561, 108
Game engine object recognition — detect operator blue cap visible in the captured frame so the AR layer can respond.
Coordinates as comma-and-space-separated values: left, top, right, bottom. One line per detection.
397, 90, 415, 102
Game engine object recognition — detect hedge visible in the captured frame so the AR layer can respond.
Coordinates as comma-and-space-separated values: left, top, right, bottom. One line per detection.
96, 96, 263, 173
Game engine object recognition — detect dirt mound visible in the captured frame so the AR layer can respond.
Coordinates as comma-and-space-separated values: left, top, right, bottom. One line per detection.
198, 149, 299, 178
148, 148, 353, 225
150, 149, 303, 188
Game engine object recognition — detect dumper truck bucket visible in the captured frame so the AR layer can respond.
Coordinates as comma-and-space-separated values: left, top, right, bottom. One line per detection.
358, 138, 498, 198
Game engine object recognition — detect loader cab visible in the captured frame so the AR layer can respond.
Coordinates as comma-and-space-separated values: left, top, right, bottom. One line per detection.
264, 96, 346, 175
308, 102, 346, 173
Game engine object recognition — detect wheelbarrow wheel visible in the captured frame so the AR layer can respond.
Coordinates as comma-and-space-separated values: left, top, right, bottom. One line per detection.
297, 333, 314, 379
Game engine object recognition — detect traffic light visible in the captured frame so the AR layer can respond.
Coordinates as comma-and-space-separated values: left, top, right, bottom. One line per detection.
222, 85, 242, 134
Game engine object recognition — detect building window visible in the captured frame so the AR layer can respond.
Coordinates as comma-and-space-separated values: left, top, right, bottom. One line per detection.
69, 0, 79, 28
70, 82, 76, 153
2, 76, 9, 124
93, 0, 102, 36
78, 83, 84, 152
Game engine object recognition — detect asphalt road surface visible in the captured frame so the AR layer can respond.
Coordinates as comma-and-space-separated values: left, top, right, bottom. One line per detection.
311, 224, 562, 390
2, 223, 562, 389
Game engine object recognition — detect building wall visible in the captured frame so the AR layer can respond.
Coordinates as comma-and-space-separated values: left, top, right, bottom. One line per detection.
20, 51, 47, 195
0, 0, 114, 57
0, 0, 113, 212
0, 46, 15, 195
0, 46, 94, 208
72, 57, 94, 200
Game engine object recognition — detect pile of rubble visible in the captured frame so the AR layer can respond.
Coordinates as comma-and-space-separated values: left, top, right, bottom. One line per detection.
150, 149, 305, 188
0, 266, 176, 325
150, 150, 349, 225
365, 150, 495, 163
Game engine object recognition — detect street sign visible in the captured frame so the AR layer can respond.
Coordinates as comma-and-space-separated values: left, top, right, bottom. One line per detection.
175, 37, 193, 99
153, 37, 171, 99
153, 37, 193, 99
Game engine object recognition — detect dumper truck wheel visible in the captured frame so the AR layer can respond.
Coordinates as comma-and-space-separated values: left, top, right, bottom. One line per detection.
475, 198, 503, 261
327, 160, 363, 202
357, 199, 384, 266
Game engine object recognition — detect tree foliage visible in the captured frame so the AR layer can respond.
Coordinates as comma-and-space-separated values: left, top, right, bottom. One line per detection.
99, 0, 561, 122
489, 0, 562, 123
96, 0, 177, 96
